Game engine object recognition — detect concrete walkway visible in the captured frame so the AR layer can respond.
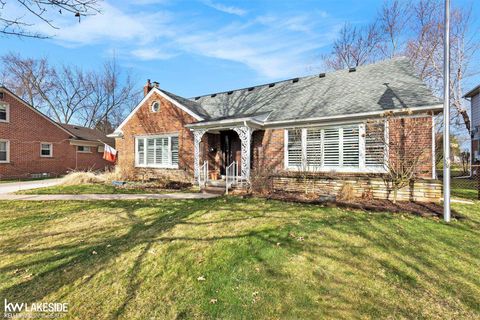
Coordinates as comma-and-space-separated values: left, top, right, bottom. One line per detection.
0, 178, 62, 194
0, 193, 219, 201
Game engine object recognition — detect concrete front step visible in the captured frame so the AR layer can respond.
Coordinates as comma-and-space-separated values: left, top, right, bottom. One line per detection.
201, 186, 227, 195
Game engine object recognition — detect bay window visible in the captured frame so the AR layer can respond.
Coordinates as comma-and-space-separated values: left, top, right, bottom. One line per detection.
286, 122, 386, 172
135, 134, 179, 168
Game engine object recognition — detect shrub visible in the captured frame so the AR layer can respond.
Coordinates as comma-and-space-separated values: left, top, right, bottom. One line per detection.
338, 183, 356, 201
61, 171, 104, 186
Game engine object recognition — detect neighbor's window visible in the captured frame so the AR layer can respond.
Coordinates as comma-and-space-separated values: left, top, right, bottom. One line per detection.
40, 143, 53, 157
0, 140, 9, 163
135, 134, 179, 168
0, 103, 8, 122
151, 101, 160, 113
77, 146, 91, 153
286, 122, 385, 172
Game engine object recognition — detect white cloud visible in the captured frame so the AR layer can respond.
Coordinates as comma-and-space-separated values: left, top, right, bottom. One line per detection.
41, 2, 339, 79
131, 48, 177, 60
40, 2, 172, 46
202, 0, 247, 16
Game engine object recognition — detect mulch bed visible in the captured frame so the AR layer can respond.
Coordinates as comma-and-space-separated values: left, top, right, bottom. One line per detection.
265, 191, 462, 219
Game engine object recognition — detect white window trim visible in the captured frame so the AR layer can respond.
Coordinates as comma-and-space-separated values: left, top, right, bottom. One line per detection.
40, 142, 53, 158
0, 139, 10, 163
77, 146, 92, 153
284, 123, 387, 173
135, 133, 179, 169
0, 103, 10, 123
151, 101, 160, 113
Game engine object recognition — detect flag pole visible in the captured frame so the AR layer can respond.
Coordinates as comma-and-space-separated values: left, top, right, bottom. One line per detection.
443, 0, 451, 222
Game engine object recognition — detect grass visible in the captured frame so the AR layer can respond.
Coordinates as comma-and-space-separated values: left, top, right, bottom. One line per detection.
16, 183, 196, 195
451, 178, 478, 200
0, 197, 478, 319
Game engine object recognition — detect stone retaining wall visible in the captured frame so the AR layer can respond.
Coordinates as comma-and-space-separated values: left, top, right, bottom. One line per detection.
272, 174, 442, 203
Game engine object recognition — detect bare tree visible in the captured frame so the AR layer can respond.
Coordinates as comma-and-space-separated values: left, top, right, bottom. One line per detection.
324, 0, 479, 133
323, 22, 383, 70
79, 58, 140, 133
378, 0, 410, 58
367, 115, 433, 203
406, 1, 478, 132
0, 0, 101, 38
1, 53, 137, 132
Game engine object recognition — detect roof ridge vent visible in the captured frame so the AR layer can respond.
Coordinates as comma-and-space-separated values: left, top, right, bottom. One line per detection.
319, 73, 326, 78
247, 87, 255, 92
292, 78, 299, 83
227, 91, 233, 95
268, 83, 275, 88
211, 94, 217, 97
349, 67, 356, 73
194, 96, 200, 100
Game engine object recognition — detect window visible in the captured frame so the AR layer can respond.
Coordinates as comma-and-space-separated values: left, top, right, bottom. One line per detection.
285, 122, 385, 172
286, 130, 302, 167
77, 146, 91, 153
40, 143, 53, 157
135, 134, 179, 168
0, 140, 9, 163
151, 101, 160, 112
0, 103, 8, 122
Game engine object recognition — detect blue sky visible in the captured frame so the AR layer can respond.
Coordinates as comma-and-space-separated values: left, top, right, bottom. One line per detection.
0, 0, 477, 98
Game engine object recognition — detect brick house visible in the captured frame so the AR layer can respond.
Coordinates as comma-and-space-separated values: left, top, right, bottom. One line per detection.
110, 58, 443, 201
0, 86, 114, 179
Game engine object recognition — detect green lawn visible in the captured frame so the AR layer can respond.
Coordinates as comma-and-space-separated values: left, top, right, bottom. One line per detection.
16, 183, 196, 195
0, 197, 478, 319
451, 178, 478, 200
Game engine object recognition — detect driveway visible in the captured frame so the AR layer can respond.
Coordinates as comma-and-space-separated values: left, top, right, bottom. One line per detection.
0, 178, 62, 194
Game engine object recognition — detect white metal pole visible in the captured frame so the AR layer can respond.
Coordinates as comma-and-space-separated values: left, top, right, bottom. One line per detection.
443, 0, 451, 222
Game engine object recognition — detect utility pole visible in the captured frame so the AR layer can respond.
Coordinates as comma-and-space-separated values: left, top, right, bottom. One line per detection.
443, 0, 451, 222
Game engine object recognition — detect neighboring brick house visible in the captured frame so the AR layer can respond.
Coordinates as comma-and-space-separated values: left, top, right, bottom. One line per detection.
0, 86, 114, 179
464, 84, 480, 164
110, 58, 443, 201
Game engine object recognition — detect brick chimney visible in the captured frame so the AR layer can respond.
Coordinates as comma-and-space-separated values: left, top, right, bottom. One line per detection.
153, 81, 159, 89
143, 79, 153, 96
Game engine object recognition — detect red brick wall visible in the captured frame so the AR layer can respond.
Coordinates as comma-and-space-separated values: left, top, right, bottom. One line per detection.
115, 90, 197, 181
252, 129, 285, 171
388, 116, 433, 178
0, 89, 110, 179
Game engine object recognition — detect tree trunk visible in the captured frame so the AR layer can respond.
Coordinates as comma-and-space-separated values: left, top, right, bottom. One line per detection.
393, 188, 398, 204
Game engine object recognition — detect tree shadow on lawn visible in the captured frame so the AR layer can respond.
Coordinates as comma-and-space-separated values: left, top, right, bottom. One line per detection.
0, 198, 311, 317
0, 198, 478, 319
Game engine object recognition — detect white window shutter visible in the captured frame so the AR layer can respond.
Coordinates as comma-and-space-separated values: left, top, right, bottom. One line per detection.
323, 128, 340, 166
342, 126, 359, 166
287, 130, 303, 168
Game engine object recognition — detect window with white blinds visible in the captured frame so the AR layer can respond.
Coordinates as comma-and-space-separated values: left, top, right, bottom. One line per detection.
286, 122, 385, 172
287, 130, 302, 167
135, 134, 179, 168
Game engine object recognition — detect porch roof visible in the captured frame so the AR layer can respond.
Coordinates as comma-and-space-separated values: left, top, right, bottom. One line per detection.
185, 111, 270, 130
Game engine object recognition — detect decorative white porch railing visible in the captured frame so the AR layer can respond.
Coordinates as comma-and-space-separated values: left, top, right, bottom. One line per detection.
198, 160, 208, 187
225, 161, 238, 195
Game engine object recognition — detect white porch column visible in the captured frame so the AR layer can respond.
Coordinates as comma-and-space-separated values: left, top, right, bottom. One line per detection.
233, 126, 253, 182
193, 129, 207, 183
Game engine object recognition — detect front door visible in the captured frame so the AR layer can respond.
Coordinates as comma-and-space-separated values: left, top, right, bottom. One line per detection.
220, 131, 241, 175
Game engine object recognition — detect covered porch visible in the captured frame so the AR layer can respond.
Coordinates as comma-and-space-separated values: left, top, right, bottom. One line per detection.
187, 115, 266, 187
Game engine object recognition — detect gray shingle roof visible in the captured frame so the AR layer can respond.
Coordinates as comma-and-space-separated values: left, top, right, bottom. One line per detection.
59, 123, 115, 146
167, 57, 441, 123
160, 89, 211, 119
